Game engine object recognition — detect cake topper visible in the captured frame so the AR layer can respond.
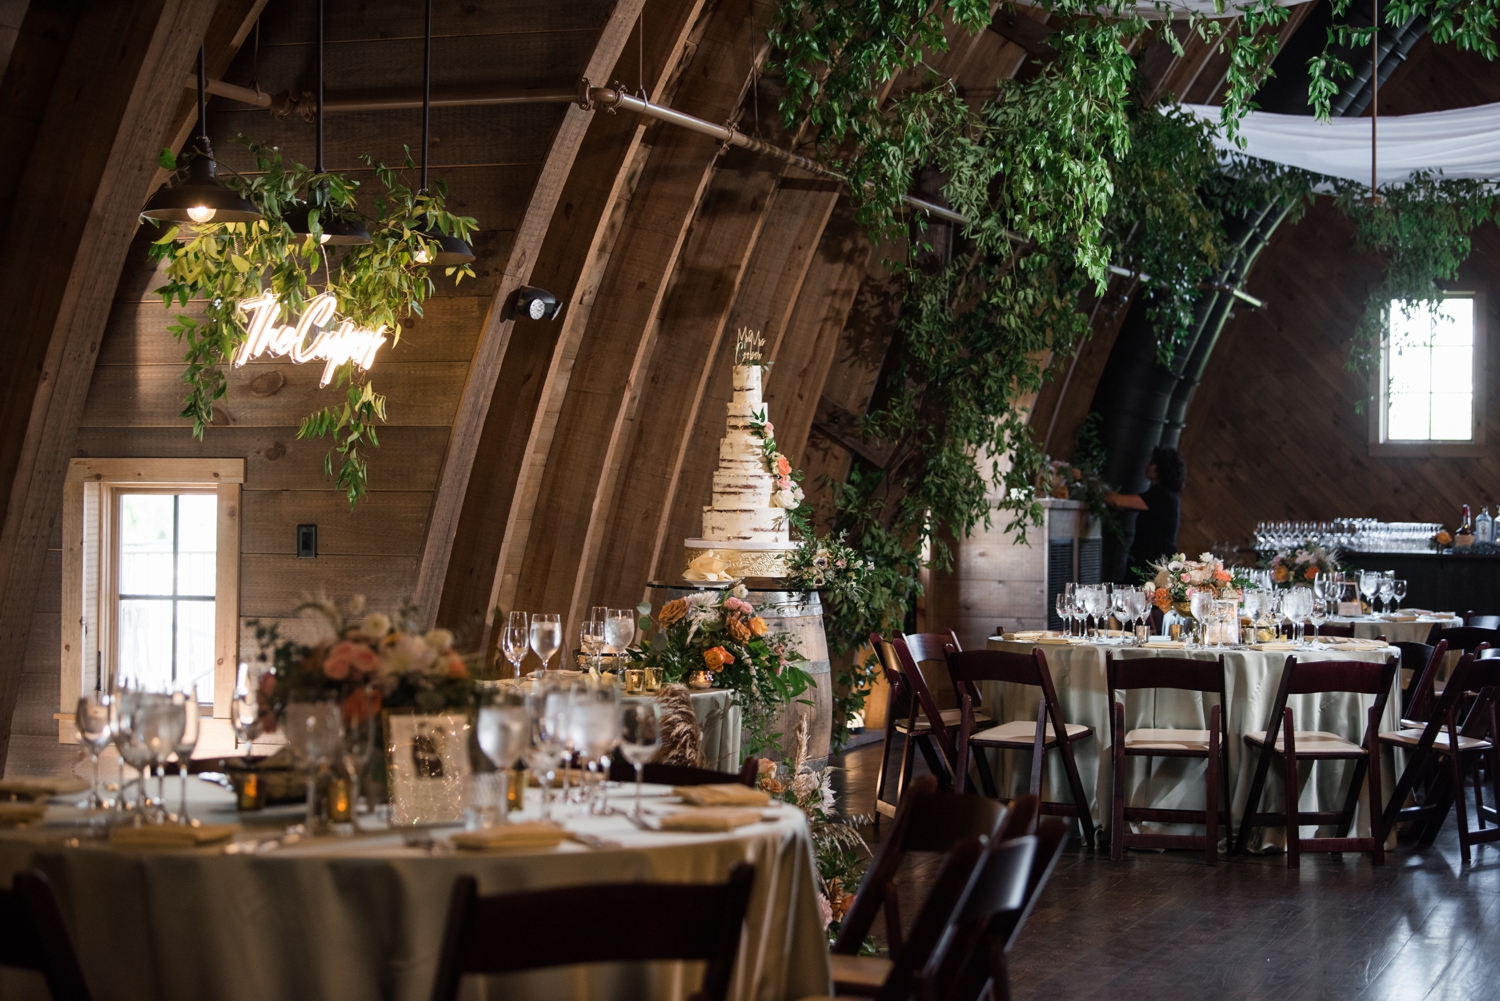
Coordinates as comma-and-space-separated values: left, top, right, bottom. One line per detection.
733, 326, 767, 367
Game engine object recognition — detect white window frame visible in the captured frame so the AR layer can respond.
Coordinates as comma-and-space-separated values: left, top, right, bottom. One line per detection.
1370, 291, 1487, 457
59, 458, 243, 752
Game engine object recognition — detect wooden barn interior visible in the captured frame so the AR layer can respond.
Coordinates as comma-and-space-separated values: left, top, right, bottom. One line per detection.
0, 1, 1498, 999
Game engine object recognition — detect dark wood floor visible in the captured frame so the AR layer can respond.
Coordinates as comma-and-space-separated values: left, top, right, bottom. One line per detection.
830, 737, 1500, 1001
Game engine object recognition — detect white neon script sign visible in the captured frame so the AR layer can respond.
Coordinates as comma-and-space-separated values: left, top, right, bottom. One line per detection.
232, 291, 387, 387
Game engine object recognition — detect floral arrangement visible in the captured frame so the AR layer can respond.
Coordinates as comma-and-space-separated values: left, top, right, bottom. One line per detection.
755, 715, 868, 943
1141, 553, 1253, 612
1261, 545, 1341, 586
1430, 527, 1453, 552
630, 585, 813, 756
249, 596, 478, 731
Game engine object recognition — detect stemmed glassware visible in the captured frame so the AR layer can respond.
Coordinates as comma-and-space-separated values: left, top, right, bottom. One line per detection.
604, 609, 635, 664
171, 688, 200, 825
1062, 583, 1077, 637
111, 687, 147, 818
1358, 572, 1380, 616
525, 681, 564, 820
231, 663, 265, 754
530, 613, 562, 676
620, 702, 661, 819
545, 684, 579, 805
1309, 596, 1329, 642
1283, 587, 1314, 645
140, 693, 185, 825
75, 692, 113, 810
502, 611, 529, 680
476, 687, 530, 826
1391, 579, 1407, 612
1378, 575, 1395, 615
580, 620, 606, 674
573, 685, 621, 813
284, 699, 344, 834
1189, 590, 1215, 648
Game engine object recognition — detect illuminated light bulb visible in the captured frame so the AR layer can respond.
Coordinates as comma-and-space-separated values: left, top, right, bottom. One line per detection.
414, 245, 432, 264
186, 205, 217, 224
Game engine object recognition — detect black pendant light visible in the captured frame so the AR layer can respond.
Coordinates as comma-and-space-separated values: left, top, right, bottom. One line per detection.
287, 0, 371, 245
413, 0, 474, 267
142, 48, 262, 225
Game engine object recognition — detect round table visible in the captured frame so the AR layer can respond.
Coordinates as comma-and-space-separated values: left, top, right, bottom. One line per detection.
1325, 614, 1459, 645
983, 637, 1402, 852
0, 784, 829, 1001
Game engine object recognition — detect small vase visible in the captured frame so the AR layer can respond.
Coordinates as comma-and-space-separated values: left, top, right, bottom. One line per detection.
687, 670, 714, 690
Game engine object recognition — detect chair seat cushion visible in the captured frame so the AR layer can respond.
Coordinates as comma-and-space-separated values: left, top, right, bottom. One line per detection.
896, 709, 991, 733
969, 719, 1091, 747
1379, 728, 1494, 752
830, 954, 892, 994
1244, 729, 1363, 755
1124, 728, 1212, 753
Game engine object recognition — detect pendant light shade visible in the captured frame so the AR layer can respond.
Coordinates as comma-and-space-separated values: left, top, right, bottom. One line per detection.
142, 48, 262, 226
287, 0, 372, 246
413, 0, 473, 268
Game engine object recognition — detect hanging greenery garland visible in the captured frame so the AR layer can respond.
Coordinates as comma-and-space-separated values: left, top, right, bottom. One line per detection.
144, 139, 477, 505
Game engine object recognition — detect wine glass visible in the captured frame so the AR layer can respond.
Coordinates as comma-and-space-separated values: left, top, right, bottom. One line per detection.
546, 685, 580, 806
75, 692, 113, 810
1082, 586, 1105, 641
342, 699, 378, 817
525, 682, 565, 820
530, 613, 562, 676
231, 663, 265, 754
502, 611, 529, 680
575, 686, 621, 813
111, 686, 149, 818
1189, 590, 1215, 647
620, 702, 661, 819
1391, 579, 1407, 612
1054, 592, 1070, 636
1358, 572, 1379, 615
476, 688, 530, 826
580, 620, 605, 674
1063, 583, 1077, 637
141, 693, 185, 825
172, 689, 200, 826
605, 609, 635, 664
1309, 596, 1329, 642
1378, 575, 1395, 616
284, 699, 344, 834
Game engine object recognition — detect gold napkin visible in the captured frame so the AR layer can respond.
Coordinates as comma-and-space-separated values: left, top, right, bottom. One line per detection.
0, 778, 89, 801
1250, 642, 1297, 651
0, 803, 47, 827
657, 807, 765, 832
1142, 640, 1185, 649
674, 784, 770, 807
110, 823, 238, 849
1033, 637, 1073, 646
451, 821, 567, 851
1007, 631, 1060, 641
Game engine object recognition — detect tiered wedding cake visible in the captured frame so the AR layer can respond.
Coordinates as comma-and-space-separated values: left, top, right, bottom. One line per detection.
684, 330, 797, 579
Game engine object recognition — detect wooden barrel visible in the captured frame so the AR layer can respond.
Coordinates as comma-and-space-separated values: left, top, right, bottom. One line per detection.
645, 583, 832, 768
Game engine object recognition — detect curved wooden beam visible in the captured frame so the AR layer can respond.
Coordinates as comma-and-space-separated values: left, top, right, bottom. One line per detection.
412, 0, 653, 627
0, 0, 220, 772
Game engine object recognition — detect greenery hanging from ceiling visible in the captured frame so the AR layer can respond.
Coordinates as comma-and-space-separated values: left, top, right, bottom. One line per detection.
145, 140, 477, 505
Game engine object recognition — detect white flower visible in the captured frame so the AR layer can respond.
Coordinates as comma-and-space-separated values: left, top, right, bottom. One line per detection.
772, 487, 800, 509
423, 628, 454, 652
1199, 552, 1215, 564
377, 633, 436, 676
346, 594, 366, 615
361, 612, 392, 637
1168, 560, 1182, 571
731, 584, 749, 600
793, 771, 819, 803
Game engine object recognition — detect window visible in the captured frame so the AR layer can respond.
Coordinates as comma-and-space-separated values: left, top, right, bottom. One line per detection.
1373, 293, 1487, 456
61, 459, 243, 751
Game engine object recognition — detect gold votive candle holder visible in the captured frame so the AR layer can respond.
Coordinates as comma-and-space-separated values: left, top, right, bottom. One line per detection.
644, 666, 663, 692
623, 668, 645, 694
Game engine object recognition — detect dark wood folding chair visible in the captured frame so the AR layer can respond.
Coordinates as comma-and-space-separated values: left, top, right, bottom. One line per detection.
830, 775, 1006, 996
1380, 654, 1500, 863
1315, 621, 1356, 638
871, 635, 959, 823
0, 871, 93, 1001
891, 632, 996, 784
1393, 640, 1438, 719
1233, 655, 1398, 866
1424, 625, 1500, 652
1465, 612, 1500, 630
1397, 639, 1449, 728
1106, 654, 1230, 864
916, 817, 1069, 1001
430, 863, 755, 1001
945, 648, 1096, 848
608, 756, 758, 786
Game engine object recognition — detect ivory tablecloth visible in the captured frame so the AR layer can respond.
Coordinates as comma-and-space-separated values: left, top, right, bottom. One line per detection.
981, 639, 1402, 852
1328, 614, 1459, 645
0, 786, 829, 1001
688, 689, 741, 772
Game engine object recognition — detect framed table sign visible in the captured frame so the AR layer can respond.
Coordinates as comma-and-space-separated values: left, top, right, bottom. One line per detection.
384, 710, 471, 826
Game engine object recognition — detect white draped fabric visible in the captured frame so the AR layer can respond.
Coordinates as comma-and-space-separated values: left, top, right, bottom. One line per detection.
1184, 101, 1500, 186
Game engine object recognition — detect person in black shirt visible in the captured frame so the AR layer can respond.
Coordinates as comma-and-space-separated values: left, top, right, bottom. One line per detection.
1106, 447, 1186, 577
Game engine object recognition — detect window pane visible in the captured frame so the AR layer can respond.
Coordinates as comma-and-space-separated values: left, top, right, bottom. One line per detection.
1433, 298, 1474, 346
1387, 393, 1429, 440
1431, 394, 1474, 440
1387, 345, 1430, 395
119, 494, 174, 595
1429, 347, 1473, 393
177, 494, 217, 597
176, 599, 217, 703
117, 599, 173, 691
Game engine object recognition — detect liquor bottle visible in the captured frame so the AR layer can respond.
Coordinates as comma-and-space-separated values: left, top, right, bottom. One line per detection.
1478, 506, 1494, 546
1456, 504, 1475, 548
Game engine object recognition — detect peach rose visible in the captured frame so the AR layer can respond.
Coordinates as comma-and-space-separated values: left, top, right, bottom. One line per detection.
749, 616, 768, 637
727, 615, 752, 643
342, 686, 383, 725
704, 646, 734, 672
324, 640, 379, 681
658, 598, 689, 627
775, 455, 791, 477
442, 651, 468, 679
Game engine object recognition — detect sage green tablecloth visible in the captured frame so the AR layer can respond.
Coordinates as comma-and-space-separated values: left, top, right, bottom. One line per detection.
690, 689, 741, 772
0, 785, 829, 1001
981, 639, 1402, 852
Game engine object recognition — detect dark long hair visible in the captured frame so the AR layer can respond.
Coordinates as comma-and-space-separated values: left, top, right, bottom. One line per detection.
1151, 446, 1186, 493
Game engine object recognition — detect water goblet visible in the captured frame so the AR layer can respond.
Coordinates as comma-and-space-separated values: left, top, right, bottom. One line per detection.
1189, 590, 1215, 648
525, 680, 564, 820
1391, 579, 1407, 612
530, 613, 562, 676
75, 692, 113, 810
231, 663, 265, 754
605, 609, 636, 664
1378, 575, 1395, 616
140, 693, 185, 825
576, 687, 621, 814
476, 688, 530, 826
1054, 592, 1070, 636
284, 699, 344, 834
502, 611, 529, 679
1309, 596, 1329, 642
1063, 583, 1077, 637
1358, 572, 1379, 615
620, 702, 661, 819
580, 620, 605, 674
171, 689, 200, 825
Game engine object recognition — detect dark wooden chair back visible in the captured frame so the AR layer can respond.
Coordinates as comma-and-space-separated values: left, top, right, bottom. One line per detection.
872, 633, 915, 718
997, 794, 1040, 840
832, 775, 1007, 955
870, 836, 991, 1001
430, 864, 755, 1001
1400, 639, 1448, 724
891, 634, 961, 771
1284, 658, 1396, 697
1106, 655, 1225, 699
607, 756, 757, 787
1426, 625, 1500, 652
0, 872, 93, 1001
946, 647, 1045, 689
1315, 621, 1355, 638
1465, 613, 1500, 630
904, 630, 971, 709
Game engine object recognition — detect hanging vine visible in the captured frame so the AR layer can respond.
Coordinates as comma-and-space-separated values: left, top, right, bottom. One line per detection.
145, 140, 477, 505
